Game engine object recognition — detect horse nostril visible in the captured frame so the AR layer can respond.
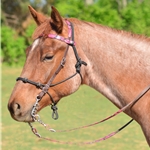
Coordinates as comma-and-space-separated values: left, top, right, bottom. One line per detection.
8, 102, 21, 115
14, 103, 21, 110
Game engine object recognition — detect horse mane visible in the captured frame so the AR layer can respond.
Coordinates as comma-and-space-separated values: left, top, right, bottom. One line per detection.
32, 17, 150, 44
113, 28, 150, 43
69, 18, 150, 43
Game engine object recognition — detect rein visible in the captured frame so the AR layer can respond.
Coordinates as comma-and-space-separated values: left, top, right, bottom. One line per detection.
16, 20, 150, 145
27, 85, 150, 145
28, 119, 134, 145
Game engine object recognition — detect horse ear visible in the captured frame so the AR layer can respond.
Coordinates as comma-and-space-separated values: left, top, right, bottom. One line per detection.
50, 6, 63, 34
28, 5, 47, 26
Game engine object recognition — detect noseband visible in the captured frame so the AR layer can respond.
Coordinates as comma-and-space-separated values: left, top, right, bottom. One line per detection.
16, 20, 87, 120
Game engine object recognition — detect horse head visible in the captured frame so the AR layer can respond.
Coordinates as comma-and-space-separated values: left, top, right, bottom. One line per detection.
8, 6, 87, 122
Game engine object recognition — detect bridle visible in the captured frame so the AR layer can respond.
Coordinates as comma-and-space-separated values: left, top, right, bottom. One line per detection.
16, 20, 87, 120
16, 20, 150, 145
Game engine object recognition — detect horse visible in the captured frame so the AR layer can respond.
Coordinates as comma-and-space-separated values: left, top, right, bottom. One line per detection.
8, 6, 150, 146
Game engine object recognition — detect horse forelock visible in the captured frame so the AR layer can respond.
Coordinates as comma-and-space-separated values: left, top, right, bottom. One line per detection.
32, 19, 52, 40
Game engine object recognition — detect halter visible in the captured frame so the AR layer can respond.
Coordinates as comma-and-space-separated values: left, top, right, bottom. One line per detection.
16, 20, 87, 120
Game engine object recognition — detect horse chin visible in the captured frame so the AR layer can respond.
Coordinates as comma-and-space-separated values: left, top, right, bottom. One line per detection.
10, 111, 33, 123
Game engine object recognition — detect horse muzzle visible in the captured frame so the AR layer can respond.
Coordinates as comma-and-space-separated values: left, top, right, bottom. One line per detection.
8, 102, 33, 122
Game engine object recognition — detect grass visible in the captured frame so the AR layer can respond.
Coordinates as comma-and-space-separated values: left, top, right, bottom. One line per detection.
2, 65, 149, 150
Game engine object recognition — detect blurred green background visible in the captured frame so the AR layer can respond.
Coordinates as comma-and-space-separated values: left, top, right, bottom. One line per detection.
1, 0, 150, 66
1, 0, 150, 149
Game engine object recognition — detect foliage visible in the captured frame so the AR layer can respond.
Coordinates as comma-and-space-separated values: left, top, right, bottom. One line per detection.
55, 0, 124, 29
1, 22, 36, 66
1, 26, 26, 66
23, 23, 36, 45
1, 0, 150, 66
121, 0, 150, 36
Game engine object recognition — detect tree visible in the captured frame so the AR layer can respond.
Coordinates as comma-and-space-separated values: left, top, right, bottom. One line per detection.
2, 0, 29, 28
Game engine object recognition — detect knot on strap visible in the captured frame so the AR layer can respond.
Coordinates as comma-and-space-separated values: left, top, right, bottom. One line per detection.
42, 84, 49, 94
36, 83, 43, 89
75, 59, 87, 73
16, 77, 28, 83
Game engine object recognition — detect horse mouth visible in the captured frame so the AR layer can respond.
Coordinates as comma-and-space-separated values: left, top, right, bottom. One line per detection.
11, 114, 33, 122
8, 97, 49, 123
9, 108, 34, 123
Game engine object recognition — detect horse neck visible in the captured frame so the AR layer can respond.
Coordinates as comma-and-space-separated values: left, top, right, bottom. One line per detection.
71, 19, 150, 108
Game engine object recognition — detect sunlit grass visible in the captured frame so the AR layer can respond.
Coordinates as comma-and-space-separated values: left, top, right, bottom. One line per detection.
2, 65, 149, 150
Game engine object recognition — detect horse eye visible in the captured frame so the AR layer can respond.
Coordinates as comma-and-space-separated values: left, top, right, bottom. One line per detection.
43, 55, 54, 61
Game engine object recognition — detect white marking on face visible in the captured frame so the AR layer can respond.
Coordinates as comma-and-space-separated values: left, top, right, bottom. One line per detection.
31, 39, 40, 52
